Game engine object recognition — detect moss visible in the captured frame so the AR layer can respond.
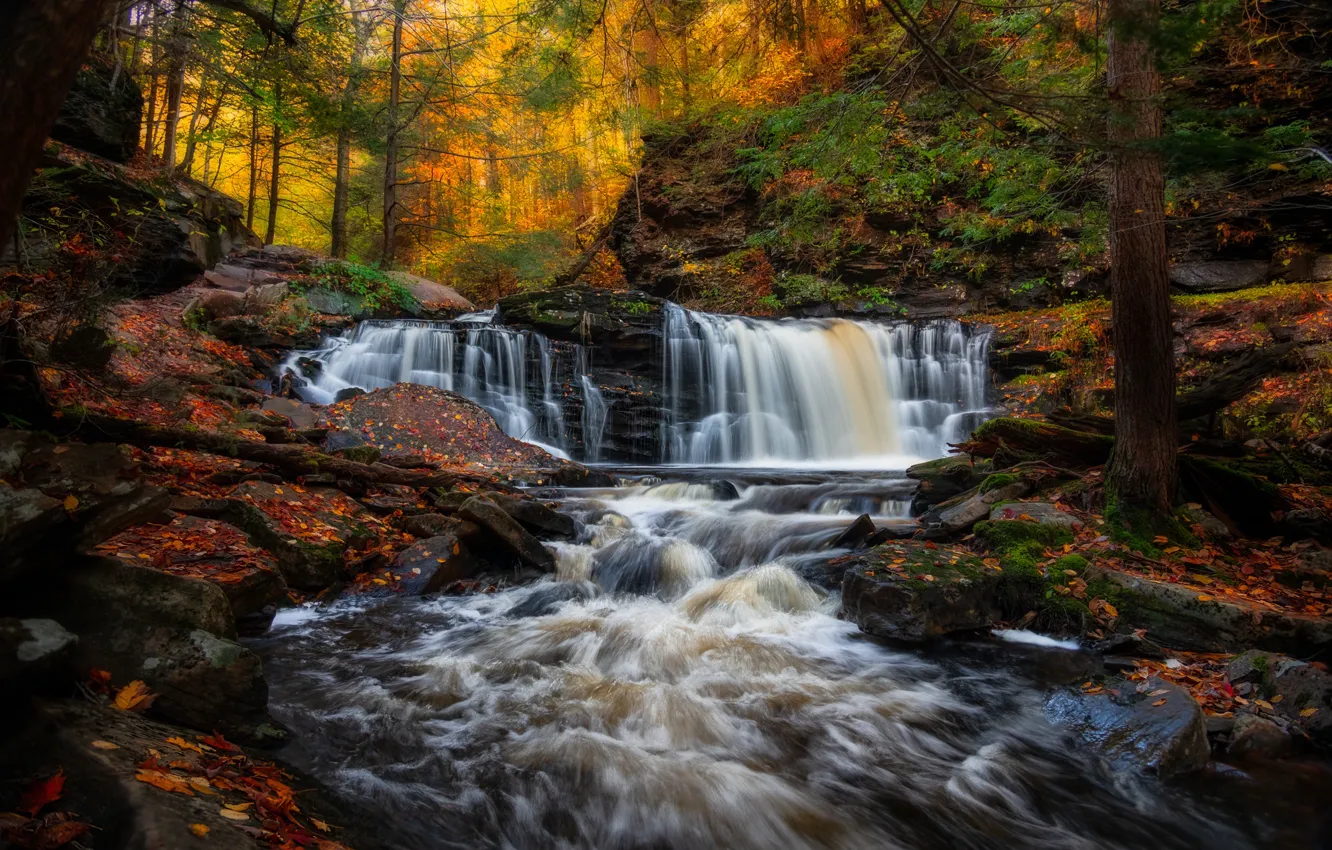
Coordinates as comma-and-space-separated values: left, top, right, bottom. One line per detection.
975, 520, 1077, 621
979, 472, 1019, 494
336, 445, 382, 465
1104, 495, 1198, 556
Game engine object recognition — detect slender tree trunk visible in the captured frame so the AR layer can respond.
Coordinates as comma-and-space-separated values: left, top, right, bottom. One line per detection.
182, 81, 224, 176
179, 70, 211, 175
144, 12, 161, 159
380, 0, 406, 269
1105, 0, 1177, 513
331, 2, 372, 259
0, 0, 113, 249
160, 1, 189, 172
265, 83, 282, 245
246, 103, 260, 229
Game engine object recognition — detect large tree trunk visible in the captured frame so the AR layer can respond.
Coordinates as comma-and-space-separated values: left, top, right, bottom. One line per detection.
1104, 0, 1177, 514
380, 0, 406, 269
0, 0, 115, 247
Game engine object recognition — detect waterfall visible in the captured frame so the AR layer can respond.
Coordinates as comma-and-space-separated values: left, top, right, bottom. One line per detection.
661, 305, 990, 465
280, 308, 990, 466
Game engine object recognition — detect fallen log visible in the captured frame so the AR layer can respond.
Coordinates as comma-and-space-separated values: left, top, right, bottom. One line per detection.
62, 413, 526, 494
954, 417, 1114, 469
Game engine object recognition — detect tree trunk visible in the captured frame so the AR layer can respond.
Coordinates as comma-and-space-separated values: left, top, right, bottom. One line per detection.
265, 88, 282, 245
179, 70, 213, 176
1104, 0, 1176, 514
246, 102, 260, 229
330, 2, 372, 259
181, 81, 225, 176
0, 0, 114, 249
380, 0, 406, 269
160, 1, 190, 172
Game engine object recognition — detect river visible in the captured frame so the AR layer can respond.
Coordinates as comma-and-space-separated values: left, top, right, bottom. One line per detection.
253, 466, 1327, 850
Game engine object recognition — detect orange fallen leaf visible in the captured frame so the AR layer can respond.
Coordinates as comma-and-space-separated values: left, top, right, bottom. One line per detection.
217, 808, 249, 821
62, 495, 79, 512
113, 680, 157, 712
135, 771, 194, 796
166, 736, 203, 754
189, 823, 210, 838
90, 740, 119, 750
312, 818, 330, 832
1152, 698, 1168, 707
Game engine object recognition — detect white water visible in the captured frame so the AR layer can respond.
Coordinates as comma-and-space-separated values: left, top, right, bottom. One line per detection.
255, 471, 1266, 850
280, 307, 991, 466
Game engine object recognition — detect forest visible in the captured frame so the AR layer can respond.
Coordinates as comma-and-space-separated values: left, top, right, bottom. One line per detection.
1, 0, 1332, 848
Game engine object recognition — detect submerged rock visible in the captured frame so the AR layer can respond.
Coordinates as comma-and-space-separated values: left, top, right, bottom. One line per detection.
1044, 677, 1210, 777
840, 541, 1000, 641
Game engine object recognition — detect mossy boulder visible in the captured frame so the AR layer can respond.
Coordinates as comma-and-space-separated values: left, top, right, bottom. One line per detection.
919, 473, 1034, 539
840, 541, 1001, 641
905, 454, 991, 515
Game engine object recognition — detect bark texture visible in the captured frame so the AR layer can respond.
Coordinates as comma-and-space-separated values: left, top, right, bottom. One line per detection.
380, 0, 406, 268
1105, 0, 1177, 513
0, 0, 114, 249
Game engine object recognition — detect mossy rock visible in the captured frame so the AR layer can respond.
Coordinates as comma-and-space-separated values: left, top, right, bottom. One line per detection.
840, 541, 1000, 641
906, 454, 991, 514
334, 445, 382, 465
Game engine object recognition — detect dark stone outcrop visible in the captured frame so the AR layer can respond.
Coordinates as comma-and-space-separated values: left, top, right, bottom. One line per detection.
51, 59, 143, 162
905, 454, 991, 515
227, 481, 376, 590
391, 532, 483, 594
458, 496, 556, 573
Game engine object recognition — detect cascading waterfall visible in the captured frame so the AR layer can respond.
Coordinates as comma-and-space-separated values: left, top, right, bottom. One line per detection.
661, 305, 990, 465
283, 320, 573, 454
281, 306, 991, 465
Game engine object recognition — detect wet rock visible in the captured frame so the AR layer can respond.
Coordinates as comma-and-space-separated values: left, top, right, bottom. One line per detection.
905, 454, 990, 515
261, 397, 320, 429
1228, 713, 1292, 760
1085, 566, 1332, 656
841, 541, 1000, 641
508, 581, 597, 618
207, 316, 279, 346
832, 513, 876, 549
987, 501, 1083, 530
1169, 260, 1269, 293
236, 408, 290, 428
130, 627, 270, 737
918, 475, 1033, 539
1226, 650, 1332, 741
1091, 632, 1166, 660
488, 493, 577, 540
228, 481, 376, 590
391, 533, 483, 594
360, 493, 428, 516
1044, 677, 1210, 777
323, 427, 368, 453
334, 386, 366, 403
459, 497, 556, 573
0, 618, 77, 683
0, 485, 67, 581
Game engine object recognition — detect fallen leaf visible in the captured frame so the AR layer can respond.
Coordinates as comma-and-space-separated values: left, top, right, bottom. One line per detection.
1152, 698, 1168, 707
32, 817, 92, 848
189, 823, 210, 838
223, 802, 252, 812
62, 495, 79, 512
90, 740, 119, 750
135, 771, 193, 796
218, 808, 249, 821
18, 770, 65, 816
312, 818, 330, 832
113, 680, 157, 712
1102, 602, 1118, 618
166, 736, 203, 754
1301, 707, 1318, 718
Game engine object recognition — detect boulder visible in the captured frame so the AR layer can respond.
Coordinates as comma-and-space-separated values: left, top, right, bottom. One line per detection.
905, 454, 991, 515
50, 58, 142, 161
0, 618, 77, 684
459, 496, 556, 572
260, 397, 320, 429
391, 533, 483, 594
1086, 566, 1332, 657
487, 493, 577, 540
228, 481, 377, 590
0, 485, 67, 582
244, 282, 291, 314
184, 288, 246, 323
1226, 650, 1332, 741
1168, 260, 1269, 293
1044, 677, 1210, 777
1227, 713, 1292, 760
840, 541, 1000, 641
832, 513, 876, 549
22, 558, 269, 735
402, 513, 471, 539
987, 501, 1083, 530
386, 271, 474, 316
919, 475, 1033, 539
1178, 504, 1232, 540
305, 286, 371, 318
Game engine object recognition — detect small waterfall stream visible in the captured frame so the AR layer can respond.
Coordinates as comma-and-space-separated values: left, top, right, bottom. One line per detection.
281, 305, 992, 465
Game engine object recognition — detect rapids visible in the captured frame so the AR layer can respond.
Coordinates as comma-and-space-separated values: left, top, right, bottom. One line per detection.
253, 470, 1320, 850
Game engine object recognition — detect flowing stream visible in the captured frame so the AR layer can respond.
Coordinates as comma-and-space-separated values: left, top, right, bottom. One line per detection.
263, 310, 1327, 848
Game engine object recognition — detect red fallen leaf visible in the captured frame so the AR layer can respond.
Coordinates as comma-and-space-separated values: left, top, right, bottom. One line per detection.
199, 733, 241, 753
32, 816, 93, 849
18, 770, 65, 817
